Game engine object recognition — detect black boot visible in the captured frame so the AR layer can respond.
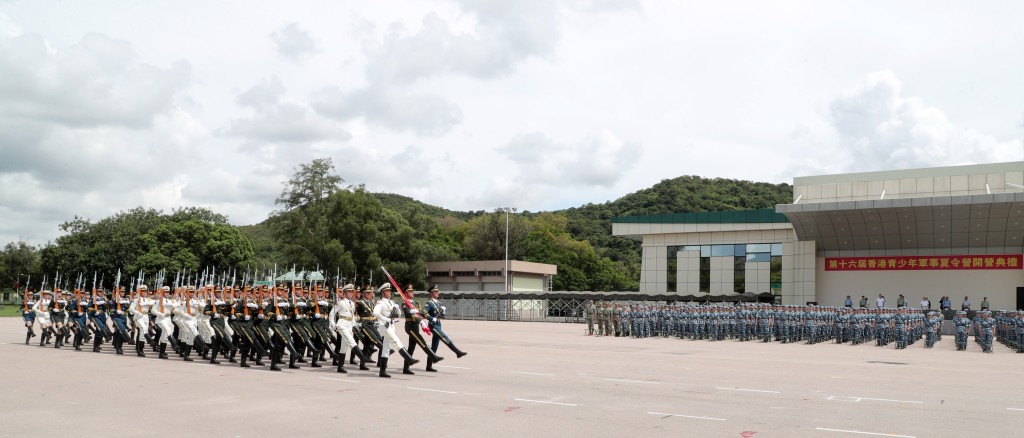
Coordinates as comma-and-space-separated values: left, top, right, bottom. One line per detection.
425, 357, 437, 372
255, 350, 265, 366
93, 335, 102, 353
376, 348, 384, 368
136, 341, 146, 357
311, 350, 322, 368
270, 349, 282, 371
352, 347, 371, 371
449, 344, 468, 359
229, 348, 238, 363
403, 358, 415, 375
378, 357, 391, 378
26, 331, 32, 345
289, 351, 299, 369
39, 332, 47, 347
158, 343, 169, 359
209, 341, 221, 365
425, 347, 444, 364
398, 348, 420, 366
183, 345, 194, 362
336, 353, 347, 373
239, 347, 250, 368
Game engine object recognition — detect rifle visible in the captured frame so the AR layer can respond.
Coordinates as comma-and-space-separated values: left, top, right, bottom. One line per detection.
380, 266, 430, 336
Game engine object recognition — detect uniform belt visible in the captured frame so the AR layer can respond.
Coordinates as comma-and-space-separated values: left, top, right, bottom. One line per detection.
339, 316, 354, 321
361, 316, 376, 320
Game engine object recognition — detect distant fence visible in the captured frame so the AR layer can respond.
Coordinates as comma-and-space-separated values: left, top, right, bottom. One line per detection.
437, 290, 775, 323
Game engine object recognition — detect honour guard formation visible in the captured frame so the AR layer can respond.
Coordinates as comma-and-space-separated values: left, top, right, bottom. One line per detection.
584, 300, 1024, 354
17, 267, 468, 378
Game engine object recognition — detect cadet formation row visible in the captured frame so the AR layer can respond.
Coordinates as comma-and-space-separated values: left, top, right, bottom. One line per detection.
585, 302, 1024, 354
19, 283, 467, 377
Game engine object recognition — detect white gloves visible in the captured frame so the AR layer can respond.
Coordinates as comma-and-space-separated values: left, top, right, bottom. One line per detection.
410, 309, 419, 314
244, 315, 251, 321
275, 315, 283, 321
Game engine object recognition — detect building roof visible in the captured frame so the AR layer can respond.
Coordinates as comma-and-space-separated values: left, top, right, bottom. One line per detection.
426, 260, 557, 275
776, 192, 1024, 251
611, 208, 789, 225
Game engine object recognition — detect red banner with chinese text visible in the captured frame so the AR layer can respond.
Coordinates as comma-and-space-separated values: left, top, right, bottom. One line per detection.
825, 254, 1023, 271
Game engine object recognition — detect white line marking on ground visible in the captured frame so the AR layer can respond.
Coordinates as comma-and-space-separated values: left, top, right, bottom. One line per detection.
648, 412, 726, 421
514, 398, 580, 407
1007, 408, 1024, 411
716, 387, 780, 394
249, 370, 278, 374
319, 377, 359, 383
512, 371, 554, 376
407, 387, 457, 394
437, 365, 471, 370
827, 396, 923, 404
816, 427, 915, 438
606, 378, 659, 385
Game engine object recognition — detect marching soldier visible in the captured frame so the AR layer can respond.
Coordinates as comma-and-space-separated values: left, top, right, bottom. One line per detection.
425, 284, 467, 372
70, 291, 90, 351
32, 290, 53, 347
50, 290, 69, 349
22, 290, 38, 345
372, 283, 419, 378
400, 285, 444, 375
330, 284, 371, 373
128, 285, 153, 357
151, 287, 175, 359
231, 287, 264, 368
355, 286, 382, 365
110, 287, 132, 355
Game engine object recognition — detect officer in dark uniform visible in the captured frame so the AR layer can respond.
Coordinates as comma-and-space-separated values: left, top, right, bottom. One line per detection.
110, 287, 132, 355
266, 287, 300, 371
355, 286, 382, 364
50, 291, 69, 349
425, 284, 467, 372
232, 287, 264, 368
400, 285, 444, 375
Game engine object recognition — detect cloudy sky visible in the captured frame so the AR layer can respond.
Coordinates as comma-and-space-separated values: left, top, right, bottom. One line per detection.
1, 0, 1022, 245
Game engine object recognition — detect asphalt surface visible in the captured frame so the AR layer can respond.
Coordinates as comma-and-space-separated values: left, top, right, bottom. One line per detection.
1, 318, 1021, 438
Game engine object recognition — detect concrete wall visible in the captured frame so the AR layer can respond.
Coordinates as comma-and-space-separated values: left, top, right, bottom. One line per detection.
815, 258, 1024, 310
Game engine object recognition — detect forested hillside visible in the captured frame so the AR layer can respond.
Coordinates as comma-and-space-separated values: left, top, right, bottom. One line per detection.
2, 162, 792, 293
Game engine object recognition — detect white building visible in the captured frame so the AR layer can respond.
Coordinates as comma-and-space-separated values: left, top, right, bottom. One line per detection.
613, 161, 1024, 309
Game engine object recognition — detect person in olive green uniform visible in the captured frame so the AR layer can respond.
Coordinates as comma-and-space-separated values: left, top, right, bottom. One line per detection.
400, 285, 444, 375
355, 286, 383, 365
586, 300, 596, 335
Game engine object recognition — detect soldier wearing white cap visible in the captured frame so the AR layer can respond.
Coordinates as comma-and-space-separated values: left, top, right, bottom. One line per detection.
33, 290, 54, 347
151, 286, 176, 359
128, 285, 153, 357
372, 283, 419, 378
330, 284, 371, 373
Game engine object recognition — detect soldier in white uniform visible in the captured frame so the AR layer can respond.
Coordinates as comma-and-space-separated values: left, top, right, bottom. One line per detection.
129, 285, 153, 357
372, 283, 419, 378
330, 284, 371, 373
151, 286, 176, 359
33, 290, 54, 347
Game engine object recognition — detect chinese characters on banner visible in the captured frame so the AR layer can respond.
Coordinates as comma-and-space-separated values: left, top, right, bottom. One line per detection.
825, 254, 1023, 271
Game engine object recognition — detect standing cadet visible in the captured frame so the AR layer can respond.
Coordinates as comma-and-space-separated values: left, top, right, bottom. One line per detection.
596, 301, 606, 337
954, 310, 970, 351
585, 300, 596, 335
424, 284, 467, 372
612, 304, 622, 337
400, 285, 444, 375
373, 283, 419, 378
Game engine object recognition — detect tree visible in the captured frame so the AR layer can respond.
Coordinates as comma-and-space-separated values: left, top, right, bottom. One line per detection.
276, 157, 344, 211
39, 207, 256, 289
462, 210, 532, 261
0, 241, 42, 291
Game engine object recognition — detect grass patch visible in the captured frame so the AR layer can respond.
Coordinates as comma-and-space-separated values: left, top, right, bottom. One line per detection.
0, 306, 26, 318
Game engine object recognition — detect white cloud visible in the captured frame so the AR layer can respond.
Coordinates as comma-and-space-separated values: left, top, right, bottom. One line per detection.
270, 22, 319, 62
786, 70, 1023, 177
498, 130, 641, 187
311, 85, 462, 137
225, 77, 351, 145
0, 32, 190, 128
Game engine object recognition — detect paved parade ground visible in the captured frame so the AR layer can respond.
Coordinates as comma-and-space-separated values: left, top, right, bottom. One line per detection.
2, 317, 1022, 438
